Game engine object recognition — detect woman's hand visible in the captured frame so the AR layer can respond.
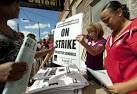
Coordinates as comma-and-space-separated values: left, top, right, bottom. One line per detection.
107, 82, 131, 94
76, 34, 87, 45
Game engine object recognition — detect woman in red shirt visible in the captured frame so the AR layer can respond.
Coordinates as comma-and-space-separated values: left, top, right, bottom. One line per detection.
100, 1, 137, 94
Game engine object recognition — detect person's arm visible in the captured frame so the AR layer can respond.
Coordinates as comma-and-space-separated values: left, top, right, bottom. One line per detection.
81, 41, 105, 56
0, 62, 27, 82
39, 49, 54, 68
76, 34, 105, 56
107, 77, 137, 94
35, 47, 55, 58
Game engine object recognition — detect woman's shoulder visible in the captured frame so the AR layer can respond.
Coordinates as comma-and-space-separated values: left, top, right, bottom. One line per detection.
0, 29, 18, 40
98, 38, 107, 44
131, 18, 137, 26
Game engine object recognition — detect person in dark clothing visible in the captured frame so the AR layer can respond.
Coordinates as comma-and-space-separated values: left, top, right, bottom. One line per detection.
76, 22, 106, 83
0, 0, 27, 93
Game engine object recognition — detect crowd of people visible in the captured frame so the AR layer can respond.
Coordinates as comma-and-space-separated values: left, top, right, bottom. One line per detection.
0, 0, 137, 94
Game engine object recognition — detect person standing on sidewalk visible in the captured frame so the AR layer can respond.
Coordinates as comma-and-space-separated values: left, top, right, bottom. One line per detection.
0, 0, 27, 93
100, 1, 137, 94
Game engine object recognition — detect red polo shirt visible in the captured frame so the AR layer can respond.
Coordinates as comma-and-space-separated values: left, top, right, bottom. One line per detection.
105, 18, 137, 94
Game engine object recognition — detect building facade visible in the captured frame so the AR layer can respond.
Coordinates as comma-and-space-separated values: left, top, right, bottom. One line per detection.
59, 0, 137, 38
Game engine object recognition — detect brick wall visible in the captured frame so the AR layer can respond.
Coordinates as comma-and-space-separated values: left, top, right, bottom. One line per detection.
76, 0, 93, 33
129, 0, 137, 19
58, 0, 70, 20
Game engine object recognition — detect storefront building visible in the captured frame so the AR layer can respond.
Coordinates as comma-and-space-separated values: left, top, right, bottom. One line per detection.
59, 0, 137, 38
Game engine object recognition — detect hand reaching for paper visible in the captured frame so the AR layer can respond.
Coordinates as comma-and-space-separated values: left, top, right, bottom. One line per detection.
76, 34, 87, 45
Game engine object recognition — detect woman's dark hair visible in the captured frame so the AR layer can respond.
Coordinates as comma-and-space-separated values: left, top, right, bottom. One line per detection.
0, 0, 19, 5
27, 33, 36, 40
102, 1, 130, 19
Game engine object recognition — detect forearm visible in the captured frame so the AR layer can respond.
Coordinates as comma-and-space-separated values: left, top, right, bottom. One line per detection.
40, 51, 53, 67
81, 42, 101, 56
123, 77, 137, 93
35, 49, 50, 58
76, 34, 104, 56
108, 77, 137, 94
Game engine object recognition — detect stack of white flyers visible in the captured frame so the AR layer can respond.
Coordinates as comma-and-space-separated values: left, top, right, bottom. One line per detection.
33, 67, 79, 80
28, 67, 89, 94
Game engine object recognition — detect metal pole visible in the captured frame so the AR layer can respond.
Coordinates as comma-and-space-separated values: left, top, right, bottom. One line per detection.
17, 23, 19, 32
38, 21, 40, 41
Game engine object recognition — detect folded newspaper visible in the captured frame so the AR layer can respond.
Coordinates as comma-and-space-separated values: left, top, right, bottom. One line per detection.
87, 68, 113, 87
28, 67, 89, 94
3, 37, 37, 94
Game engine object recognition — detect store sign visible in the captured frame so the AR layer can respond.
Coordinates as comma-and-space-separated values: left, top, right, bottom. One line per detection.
53, 13, 86, 71
20, 0, 64, 11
